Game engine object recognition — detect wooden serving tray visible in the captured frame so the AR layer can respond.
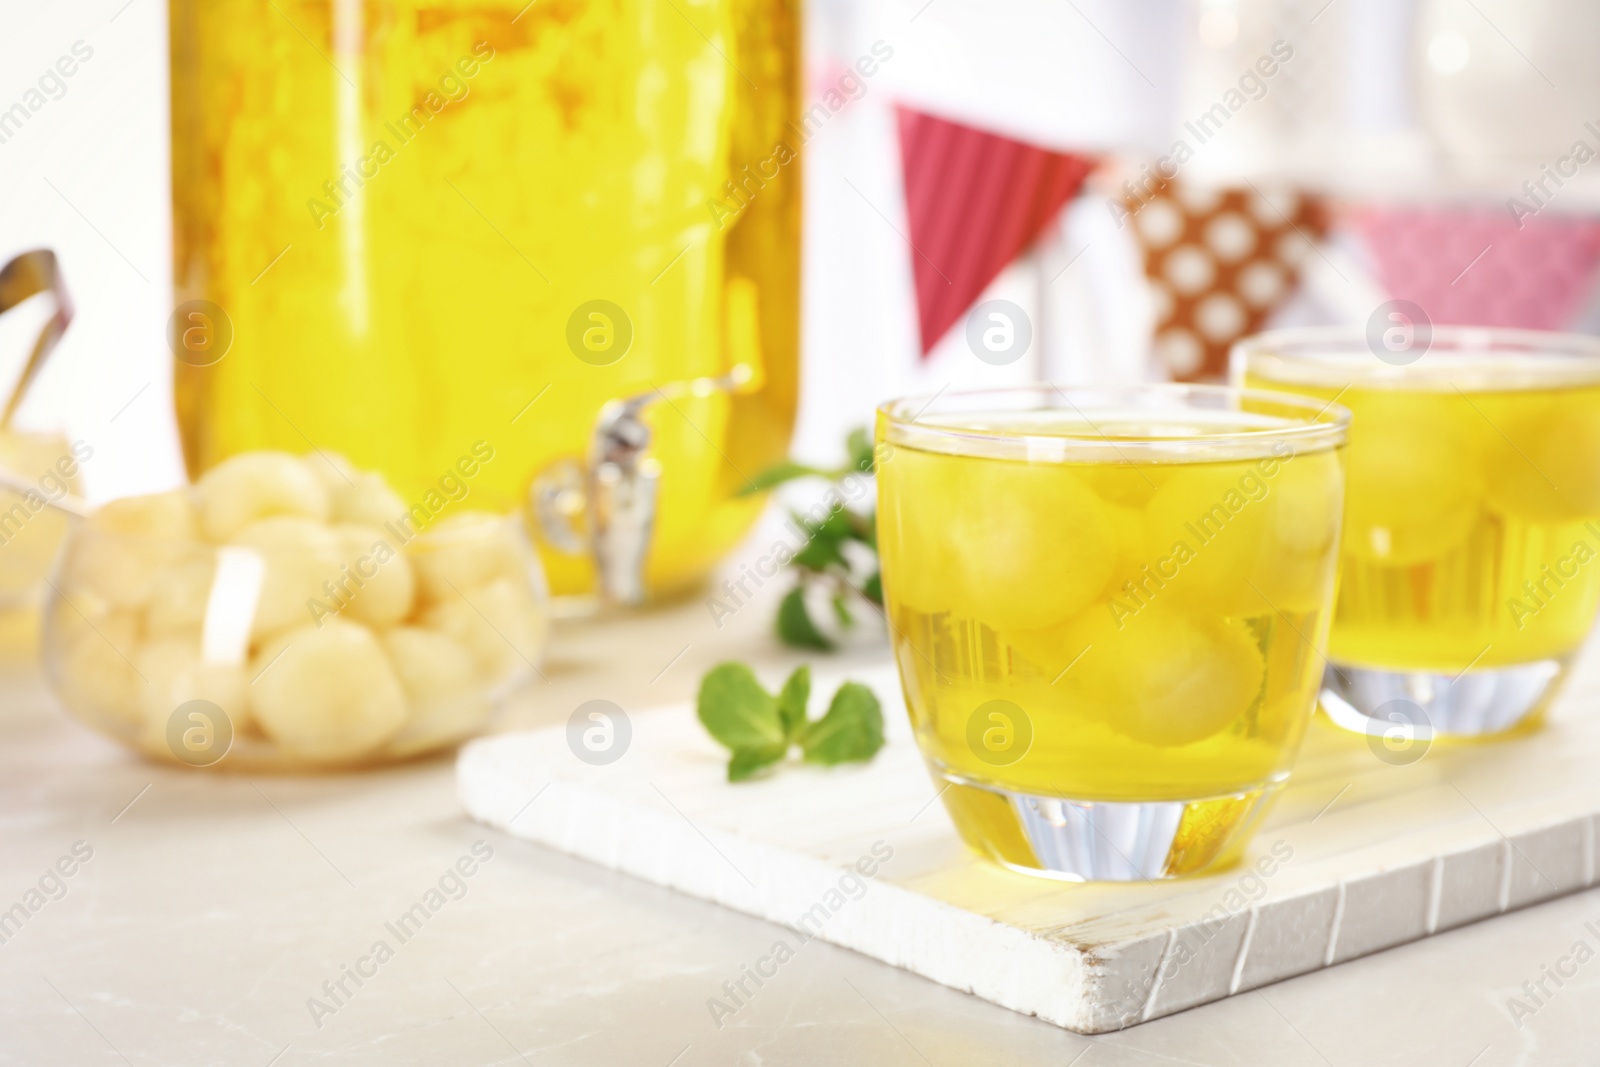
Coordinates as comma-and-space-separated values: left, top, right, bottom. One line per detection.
457, 651, 1600, 1033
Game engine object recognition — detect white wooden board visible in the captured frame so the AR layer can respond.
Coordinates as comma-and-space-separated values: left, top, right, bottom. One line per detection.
457, 653, 1600, 1033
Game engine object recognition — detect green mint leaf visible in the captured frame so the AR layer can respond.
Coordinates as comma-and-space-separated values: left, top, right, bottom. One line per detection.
830, 593, 854, 629
737, 460, 834, 497
776, 587, 833, 650
697, 662, 784, 750
728, 743, 788, 782
801, 507, 856, 540
861, 571, 883, 606
800, 681, 884, 765
788, 508, 855, 571
789, 531, 848, 571
777, 666, 810, 739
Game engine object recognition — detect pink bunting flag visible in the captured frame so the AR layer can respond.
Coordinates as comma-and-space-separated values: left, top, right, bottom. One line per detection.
895, 106, 1098, 356
1352, 206, 1600, 330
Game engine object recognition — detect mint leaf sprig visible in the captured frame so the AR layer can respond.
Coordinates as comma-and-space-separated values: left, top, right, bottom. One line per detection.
696, 663, 884, 781
745, 427, 884, 652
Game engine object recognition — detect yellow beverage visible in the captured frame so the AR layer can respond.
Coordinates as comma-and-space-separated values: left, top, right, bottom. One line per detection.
1240, 328, 1600, 737
875, 386, 1348, 880
169, 0, 800, 598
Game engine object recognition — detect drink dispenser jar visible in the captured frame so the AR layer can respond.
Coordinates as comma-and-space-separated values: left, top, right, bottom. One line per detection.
168, 0, 801, 604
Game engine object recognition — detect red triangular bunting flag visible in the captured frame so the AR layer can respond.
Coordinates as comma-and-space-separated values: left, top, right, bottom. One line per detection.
895, 106, 1098, 356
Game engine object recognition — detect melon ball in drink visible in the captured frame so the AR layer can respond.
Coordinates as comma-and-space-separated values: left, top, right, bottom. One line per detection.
1142, 462, 1272, 616
1056, 603, 1265, 747
1254, 447, 1344, 613
1097, 500, 1151, 604
944, 458, 1117, 632
1483, 397, 1600, 521
874, 445, 963, 615
1341, 394, 1484, 566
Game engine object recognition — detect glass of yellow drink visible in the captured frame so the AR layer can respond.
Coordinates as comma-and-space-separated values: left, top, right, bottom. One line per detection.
875, 385, 1349, 880
1236, 327, 1600, 739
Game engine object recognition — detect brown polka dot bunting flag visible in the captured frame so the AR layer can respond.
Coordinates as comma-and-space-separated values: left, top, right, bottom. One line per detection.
1124, 179, 1327, 380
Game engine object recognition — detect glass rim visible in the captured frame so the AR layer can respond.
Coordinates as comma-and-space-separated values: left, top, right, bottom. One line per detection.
1232, 325, 1600, 391
875, 383, 1350, 462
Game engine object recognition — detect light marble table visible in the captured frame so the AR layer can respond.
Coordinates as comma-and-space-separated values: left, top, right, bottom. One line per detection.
2, 579, 1598, 1067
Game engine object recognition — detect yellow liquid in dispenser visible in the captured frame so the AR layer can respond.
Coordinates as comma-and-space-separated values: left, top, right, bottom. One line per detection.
170, 0, 800, 597
875, 413, 1344, 869
1244, 376, 1600, 672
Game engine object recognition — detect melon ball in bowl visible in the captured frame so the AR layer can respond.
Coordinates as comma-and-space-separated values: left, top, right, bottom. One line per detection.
41, 451, 548, 770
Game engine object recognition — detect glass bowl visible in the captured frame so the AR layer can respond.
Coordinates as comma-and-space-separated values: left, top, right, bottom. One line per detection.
0, 430, 87, 611
42, 502, 548, 771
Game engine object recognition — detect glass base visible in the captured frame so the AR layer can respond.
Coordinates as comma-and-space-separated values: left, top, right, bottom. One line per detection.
935, 774, 1280, 882
1321, 658, 1569, 739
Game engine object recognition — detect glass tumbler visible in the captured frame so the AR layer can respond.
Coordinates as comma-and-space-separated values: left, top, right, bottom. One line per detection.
875, 385, 1349, 880
1238, 327, 1600, 739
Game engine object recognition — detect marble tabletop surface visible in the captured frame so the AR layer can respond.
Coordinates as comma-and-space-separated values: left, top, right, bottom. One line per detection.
2, 577, 1597, 1067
